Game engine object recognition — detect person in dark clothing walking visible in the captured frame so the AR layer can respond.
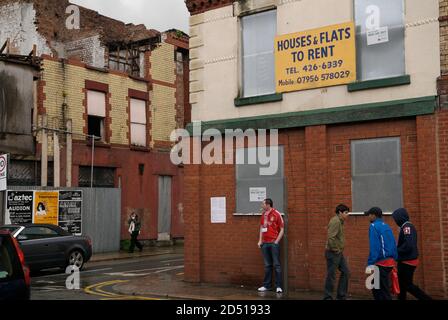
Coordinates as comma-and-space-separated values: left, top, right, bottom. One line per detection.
365, 207, 398, 300
323, 204, 351, 300
128, 212, 143, 253
392, 208, 432, 300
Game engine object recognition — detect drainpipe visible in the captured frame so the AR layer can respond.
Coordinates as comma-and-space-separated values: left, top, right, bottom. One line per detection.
283, 179, 289, 295
53, 130, 60, 188
66, 120, 72, 187
41, 115, 48, 187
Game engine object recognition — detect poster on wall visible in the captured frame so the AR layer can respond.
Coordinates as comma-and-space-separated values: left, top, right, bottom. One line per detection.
33, 191, 59, 225
211, 197, 226, 224
58, 191, 83, 236
5, 191, 34, 224
275, 21, 357, 93
249, 187, 267, 202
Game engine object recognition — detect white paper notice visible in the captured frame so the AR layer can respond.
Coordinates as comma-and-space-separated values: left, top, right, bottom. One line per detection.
211, 197, 226, 224
367, 26, 389, 46
250, 187, 267, 202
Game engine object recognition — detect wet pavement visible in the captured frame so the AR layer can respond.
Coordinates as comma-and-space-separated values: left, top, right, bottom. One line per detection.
31, 248, 185, 300
31, 246, 368, 300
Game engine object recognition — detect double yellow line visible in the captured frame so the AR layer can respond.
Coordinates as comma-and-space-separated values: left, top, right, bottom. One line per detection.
84, 280, 160, 300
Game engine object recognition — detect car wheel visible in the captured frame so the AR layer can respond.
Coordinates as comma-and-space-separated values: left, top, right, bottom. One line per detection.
67, 250, 85, 270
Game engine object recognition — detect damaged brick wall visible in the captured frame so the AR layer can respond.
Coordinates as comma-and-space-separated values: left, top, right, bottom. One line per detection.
0, 1, 52, 56
0, 0, 160, 68
65, 34, 105, 68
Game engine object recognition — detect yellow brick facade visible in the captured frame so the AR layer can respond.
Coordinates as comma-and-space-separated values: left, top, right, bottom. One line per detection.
150, 42, 176, 84
40, 58, 147, 155
150, 42, 177, 144
151, 84, 176, 142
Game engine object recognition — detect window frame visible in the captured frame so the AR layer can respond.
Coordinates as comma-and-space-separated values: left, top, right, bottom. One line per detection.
239, 8, 278, 99
353, 0, 406, 83
234, 145, 285, 215
130, 98, 148, 148
350, 137, 404, 215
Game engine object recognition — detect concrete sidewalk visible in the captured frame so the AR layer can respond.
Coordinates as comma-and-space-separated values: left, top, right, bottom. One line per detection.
90, 245, 184, 263
113, 271, 369, 300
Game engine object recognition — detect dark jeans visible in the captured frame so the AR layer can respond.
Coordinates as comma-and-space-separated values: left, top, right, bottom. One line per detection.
397, 262, 432, 300
129, 231, 143, 253
324, 250, 350, 300
261, 243, 283, 290
372, 266, 392, 300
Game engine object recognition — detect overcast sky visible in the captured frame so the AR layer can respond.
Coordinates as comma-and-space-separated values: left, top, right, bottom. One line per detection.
71, 0, 190, 34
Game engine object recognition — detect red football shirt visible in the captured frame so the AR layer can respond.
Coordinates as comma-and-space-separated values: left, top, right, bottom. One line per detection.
260, 208, 284, 243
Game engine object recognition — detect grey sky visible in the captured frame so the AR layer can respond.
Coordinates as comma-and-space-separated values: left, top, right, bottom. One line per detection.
71, 0, 190, 34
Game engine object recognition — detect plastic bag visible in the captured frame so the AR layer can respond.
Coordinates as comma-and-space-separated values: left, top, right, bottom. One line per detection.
391, 266, 400, 296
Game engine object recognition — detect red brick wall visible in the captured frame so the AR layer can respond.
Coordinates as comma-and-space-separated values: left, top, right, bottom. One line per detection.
68, 143, 184, 241
436, 108, 448, 297
184, 117, 447, 297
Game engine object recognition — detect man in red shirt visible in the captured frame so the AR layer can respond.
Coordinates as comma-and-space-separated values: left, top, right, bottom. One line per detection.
257, 198, 285, 293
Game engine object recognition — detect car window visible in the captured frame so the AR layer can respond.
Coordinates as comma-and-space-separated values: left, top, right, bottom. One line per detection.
0, 236, 22, 282
20, 227, 59, 240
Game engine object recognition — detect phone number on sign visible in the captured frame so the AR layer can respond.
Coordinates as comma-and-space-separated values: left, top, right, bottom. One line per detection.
302, 60, 344, 72
297, 71, 351, 84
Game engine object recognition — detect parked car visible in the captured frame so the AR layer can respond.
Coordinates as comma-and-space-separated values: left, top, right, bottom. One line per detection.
0, 230, 30, 300
0, 224, 92, 272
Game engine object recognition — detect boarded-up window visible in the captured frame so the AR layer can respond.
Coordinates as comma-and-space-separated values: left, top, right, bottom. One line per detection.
79, 166, 115, 188
241, 10, 277, 98
130, 98, 147, 147
354, 0, 405, 81
351, 138, 403, 213
87, 91, 106, 117
235, 146, 284, 214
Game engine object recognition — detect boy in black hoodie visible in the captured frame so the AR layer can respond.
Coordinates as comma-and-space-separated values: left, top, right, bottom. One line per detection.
392, 208, 432, 300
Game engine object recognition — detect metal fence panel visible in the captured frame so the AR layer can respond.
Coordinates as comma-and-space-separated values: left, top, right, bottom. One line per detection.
2, 186, 121, 253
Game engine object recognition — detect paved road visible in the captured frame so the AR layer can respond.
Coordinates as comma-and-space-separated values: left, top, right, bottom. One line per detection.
30, 252, 184, 300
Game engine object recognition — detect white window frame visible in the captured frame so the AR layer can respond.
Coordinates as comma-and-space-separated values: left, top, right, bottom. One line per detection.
240, 9, 277, 98
130, 98, 147, 147
353, 0, 406, 82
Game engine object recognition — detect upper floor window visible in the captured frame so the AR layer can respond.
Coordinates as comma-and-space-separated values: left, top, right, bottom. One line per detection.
354, 0, 405, 81
87, 90, 106, 142
130, 98, 147, 147
241, 10, 277, 98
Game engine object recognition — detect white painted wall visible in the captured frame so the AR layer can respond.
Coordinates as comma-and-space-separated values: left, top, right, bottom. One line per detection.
0, 2, 52, 56
189, 0, 441, 122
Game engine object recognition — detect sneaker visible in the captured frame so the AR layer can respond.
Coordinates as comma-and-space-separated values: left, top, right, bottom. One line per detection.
258, 286, 270, 292
276, 288, 283, 294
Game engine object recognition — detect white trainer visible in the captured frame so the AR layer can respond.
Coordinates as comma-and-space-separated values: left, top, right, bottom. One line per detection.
258, 286, 270, 292
276, 288, 283, 294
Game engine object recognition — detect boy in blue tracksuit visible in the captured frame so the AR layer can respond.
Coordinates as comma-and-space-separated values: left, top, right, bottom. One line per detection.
365, 207, 398, 300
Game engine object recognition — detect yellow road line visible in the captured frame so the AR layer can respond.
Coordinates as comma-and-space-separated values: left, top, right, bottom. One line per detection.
84, 280, 161, 300
84, 280, 128, 298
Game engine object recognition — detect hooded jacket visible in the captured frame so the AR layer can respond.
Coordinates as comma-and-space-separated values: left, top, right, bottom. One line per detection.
392, 208, 419, 262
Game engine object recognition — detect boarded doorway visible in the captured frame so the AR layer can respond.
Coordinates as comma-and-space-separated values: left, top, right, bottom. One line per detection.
158, 176, 172, 241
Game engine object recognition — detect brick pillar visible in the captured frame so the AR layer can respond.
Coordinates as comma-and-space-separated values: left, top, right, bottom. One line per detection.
416, 114, 447, 298
436, 108, 448, 298
305, 125, 330, 291
184, 159, 202, 282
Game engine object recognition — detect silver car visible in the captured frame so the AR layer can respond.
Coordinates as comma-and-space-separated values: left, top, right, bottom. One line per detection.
0, 224, 92, 272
